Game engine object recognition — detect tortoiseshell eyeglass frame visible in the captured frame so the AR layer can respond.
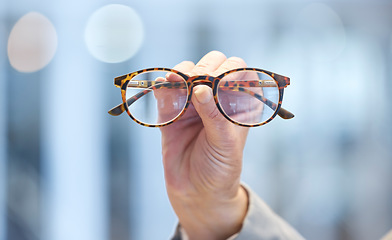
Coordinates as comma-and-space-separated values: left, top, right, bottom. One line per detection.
108, 67, 294, 127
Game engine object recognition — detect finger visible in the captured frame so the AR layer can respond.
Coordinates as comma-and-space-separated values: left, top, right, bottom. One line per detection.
154, 61, 192, 123
213, 56, 247, 76
165, 61, 195, 83
193, 84, 247, 156
190, 50, 227, 76
191, 55, 247, 126
173, 60, 195, 73
200, 56, 246, 126
189, 51, 228, 126
192, 84, 235, 148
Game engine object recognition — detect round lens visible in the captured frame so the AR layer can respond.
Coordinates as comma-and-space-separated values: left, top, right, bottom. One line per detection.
217, 70, 280, 126
125, 70, 188, 126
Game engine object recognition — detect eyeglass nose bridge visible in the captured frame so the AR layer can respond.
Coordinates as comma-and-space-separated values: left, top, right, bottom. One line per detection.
190, 75, 215, 88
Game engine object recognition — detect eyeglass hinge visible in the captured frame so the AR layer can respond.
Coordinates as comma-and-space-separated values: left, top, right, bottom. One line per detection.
128, 80, 146, 87
259, 80, 276, 87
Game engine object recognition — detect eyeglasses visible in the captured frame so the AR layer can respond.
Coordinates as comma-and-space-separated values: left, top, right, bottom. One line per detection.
108, 67, 294, 127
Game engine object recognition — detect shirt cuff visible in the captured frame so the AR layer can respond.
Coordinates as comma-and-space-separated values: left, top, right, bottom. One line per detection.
178, 225, 239, 240
236, 184, 305, 239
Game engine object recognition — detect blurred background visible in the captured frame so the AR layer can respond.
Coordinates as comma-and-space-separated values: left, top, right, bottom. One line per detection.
1, 0, 392, 239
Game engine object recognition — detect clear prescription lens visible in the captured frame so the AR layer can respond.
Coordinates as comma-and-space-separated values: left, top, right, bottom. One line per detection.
217, 70, 280, 125
125, 70, 188, 125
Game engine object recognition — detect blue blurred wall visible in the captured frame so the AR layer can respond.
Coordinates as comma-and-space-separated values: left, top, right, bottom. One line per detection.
1, 1, 391, 240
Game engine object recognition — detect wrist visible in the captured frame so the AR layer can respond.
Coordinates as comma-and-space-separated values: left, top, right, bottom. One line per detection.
170, 185, 249, 240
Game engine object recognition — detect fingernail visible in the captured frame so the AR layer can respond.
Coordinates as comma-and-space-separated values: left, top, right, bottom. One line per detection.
194, 86, 213, 104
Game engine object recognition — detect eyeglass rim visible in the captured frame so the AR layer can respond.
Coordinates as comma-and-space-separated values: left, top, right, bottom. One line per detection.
213, 69, 285, 127
114, 67, 290, 88
115, 67, 292, 127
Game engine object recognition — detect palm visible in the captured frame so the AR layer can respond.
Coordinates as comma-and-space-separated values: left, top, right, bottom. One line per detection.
160, 101, 247, 198
160, 105, 206, 193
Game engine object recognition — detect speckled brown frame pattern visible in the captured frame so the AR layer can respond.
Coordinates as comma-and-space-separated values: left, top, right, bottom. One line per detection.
108, 67, 294, 127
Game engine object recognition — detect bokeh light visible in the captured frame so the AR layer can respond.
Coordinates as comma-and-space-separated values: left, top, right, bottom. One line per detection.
84, 4, 144, 63
7, 12, 58, 73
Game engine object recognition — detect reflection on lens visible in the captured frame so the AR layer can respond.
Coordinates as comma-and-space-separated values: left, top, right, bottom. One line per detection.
125, 70, 188, 125
217, 70, 279, 125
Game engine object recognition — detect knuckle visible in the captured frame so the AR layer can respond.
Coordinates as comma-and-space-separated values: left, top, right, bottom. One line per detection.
208, 107, 220, 120
227, 57, 247, 68
192, 62, 212, 76
213, 56, 248, 76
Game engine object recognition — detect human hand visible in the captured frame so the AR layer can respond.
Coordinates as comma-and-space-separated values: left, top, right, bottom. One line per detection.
160, 51, 249, 240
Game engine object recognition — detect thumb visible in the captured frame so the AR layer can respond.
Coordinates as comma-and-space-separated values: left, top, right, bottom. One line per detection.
192, 85, 234, 143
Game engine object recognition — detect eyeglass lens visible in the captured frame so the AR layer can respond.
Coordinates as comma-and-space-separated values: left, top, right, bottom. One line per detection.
125, 70, 280, 126
217, 70, 279, 125
125, 70, 188, 125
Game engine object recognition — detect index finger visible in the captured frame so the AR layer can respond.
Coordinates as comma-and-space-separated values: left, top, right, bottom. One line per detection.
173, 60, 195, 73
190, 51, 227, 76
213, 56, 247, 76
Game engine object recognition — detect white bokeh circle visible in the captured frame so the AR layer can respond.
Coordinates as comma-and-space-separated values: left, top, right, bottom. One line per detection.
7, 12, 58, 73
85, 4, 144, 63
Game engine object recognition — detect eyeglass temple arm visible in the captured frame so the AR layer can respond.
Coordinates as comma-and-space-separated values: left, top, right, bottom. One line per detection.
108, 81, 294, 119
108, 81, 171, 116
220, 86, 294, 119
